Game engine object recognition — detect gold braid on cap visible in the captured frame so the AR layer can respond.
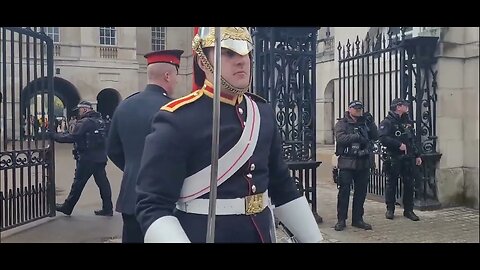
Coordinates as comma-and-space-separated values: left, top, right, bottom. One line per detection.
192, 33, 252, 96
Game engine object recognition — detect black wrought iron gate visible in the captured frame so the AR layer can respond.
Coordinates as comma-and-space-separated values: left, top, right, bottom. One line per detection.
336, 28, 442, 210
1, 27, 56, 231
252, 27, 322, 221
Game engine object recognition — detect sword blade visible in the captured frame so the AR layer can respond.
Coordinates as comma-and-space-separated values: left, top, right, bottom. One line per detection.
206, 27, 222, 243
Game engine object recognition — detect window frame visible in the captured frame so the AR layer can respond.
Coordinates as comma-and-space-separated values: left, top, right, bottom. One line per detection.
43, 27, 60, 43
151, 27, 166, 51
99, 27, 117, 46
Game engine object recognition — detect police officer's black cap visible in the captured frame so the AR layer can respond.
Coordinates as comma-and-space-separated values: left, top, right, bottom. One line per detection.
73, 100, 93, 111
391, 98, 409, 107
348, 100, 364, 109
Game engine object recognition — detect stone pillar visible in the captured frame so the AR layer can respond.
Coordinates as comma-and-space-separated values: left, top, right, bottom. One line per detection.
436, 27, 479, 209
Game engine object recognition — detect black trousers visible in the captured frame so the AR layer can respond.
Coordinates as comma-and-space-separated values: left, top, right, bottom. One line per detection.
337, 168, 369, 222
121, 214, 144, 243
62, 160, 113, 212
385, 158, 415, 212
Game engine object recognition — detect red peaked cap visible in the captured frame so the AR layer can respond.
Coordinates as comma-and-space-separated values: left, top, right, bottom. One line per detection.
144, 49, 184, 67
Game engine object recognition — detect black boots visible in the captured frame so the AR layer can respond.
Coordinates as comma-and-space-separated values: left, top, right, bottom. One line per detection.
403, 211, 420, 221
385, 209, 394, 219
385, 209, 420, 221
57, 204, 113, 216
335, 219, 372, 231
351, 220, 372, 230
56, 203, 73, 216
94, 209, 113, 216
56, 203, 113, 216
334, 220, 346, 231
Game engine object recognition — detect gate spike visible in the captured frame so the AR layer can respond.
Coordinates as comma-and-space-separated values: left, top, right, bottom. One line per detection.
400, 27, 406, 38
387, 30, 394, 48
365, 32, 371, 53
337, 41, 343, 60
375, 30, 382, 50
346, 39, 351, 58
355, 36, 360, 55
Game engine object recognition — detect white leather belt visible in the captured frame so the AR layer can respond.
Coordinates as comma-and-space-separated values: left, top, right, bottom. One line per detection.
176, 191, 269, 216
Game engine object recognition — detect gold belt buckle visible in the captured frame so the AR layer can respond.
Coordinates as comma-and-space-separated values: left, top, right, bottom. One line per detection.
245, 193, 264, 215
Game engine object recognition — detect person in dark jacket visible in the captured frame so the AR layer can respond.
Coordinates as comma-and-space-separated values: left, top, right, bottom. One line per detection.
379, 98, 422, 221
53, 101, 113, 216
107, 49, 184, 243
333, 100, 378, 231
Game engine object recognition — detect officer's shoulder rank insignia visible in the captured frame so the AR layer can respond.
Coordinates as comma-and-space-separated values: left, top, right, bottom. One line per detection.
161, 90, 203, 112
245, 92, 267, 103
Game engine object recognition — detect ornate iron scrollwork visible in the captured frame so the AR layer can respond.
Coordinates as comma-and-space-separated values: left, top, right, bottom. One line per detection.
253, 27, 321, 221
0, 149, 45, 170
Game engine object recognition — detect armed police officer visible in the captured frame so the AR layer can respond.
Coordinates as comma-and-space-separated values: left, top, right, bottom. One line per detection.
379, 98, 422, 221
334, 100, 378, 231
53, 101, 113, 216
135, 27, 323, 243
107, 49, 184, 243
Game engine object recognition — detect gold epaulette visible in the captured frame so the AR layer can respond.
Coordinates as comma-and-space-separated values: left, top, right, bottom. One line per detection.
161, 90, 203, 112
244, 92, 267, 103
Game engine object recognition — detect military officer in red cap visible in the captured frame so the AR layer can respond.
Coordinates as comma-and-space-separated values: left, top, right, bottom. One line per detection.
107, 49, 184, 243
135, 28, 323, 243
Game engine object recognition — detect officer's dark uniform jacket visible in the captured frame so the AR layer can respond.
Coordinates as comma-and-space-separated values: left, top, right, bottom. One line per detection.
334, 111, 378, 170
378, 111, 420, 158
54, 110, 107, 163
107, 84, 172, 215
135, 85, 301, 243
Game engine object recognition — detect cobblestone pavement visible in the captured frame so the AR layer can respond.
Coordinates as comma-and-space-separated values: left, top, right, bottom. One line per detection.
315, 181, 479, 243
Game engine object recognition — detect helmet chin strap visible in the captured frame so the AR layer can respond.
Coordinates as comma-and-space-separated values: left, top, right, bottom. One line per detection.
193, 44, 252, 96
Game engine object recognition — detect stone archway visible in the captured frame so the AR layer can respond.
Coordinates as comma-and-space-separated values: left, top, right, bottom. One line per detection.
53, 77, 81, 120
21, 76, 81, 134
323, 80, 335, 144
96, 88, 121, 119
